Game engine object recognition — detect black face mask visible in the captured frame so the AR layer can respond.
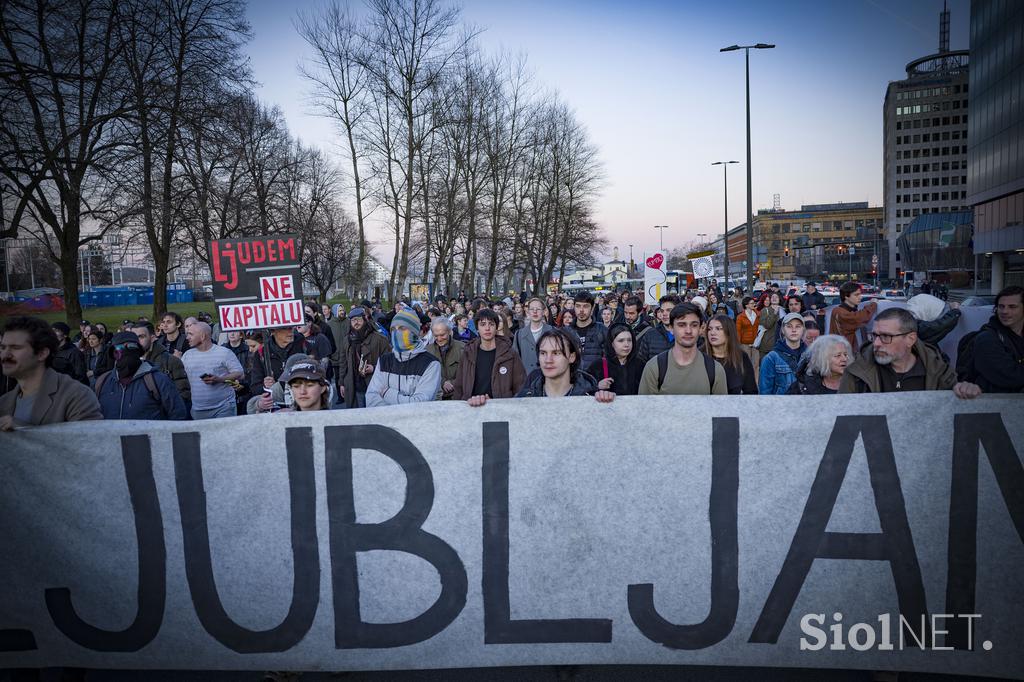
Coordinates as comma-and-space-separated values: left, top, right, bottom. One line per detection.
114, 349, 143, 378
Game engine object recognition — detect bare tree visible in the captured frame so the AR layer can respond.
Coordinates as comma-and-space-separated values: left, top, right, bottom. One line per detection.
0, 0, 132, 326
114, 0, 251, 317
296, 3, 372, 293
301, 201, 359, 302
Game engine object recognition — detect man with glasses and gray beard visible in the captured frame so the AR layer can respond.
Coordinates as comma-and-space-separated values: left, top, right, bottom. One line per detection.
840, 307, 981, 399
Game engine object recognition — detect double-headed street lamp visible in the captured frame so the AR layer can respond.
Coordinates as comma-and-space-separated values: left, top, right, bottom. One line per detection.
654, 225, 668, 251
720, 42, 775, 290
711, 160, 739, 289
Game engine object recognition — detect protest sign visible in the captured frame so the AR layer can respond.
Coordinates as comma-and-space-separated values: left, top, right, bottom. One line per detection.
691, 255, 715, 279
644, 251, 667, 304
209, 235, 304, 331
1, 394, 1022, 677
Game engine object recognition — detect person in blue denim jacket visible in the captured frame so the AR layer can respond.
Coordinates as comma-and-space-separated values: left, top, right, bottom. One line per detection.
759, 312, 808, 395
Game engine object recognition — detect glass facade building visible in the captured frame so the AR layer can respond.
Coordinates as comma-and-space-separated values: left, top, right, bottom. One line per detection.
967, 0, 1024, 289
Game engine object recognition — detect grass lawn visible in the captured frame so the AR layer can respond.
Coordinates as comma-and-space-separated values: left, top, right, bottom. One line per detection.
1, 295, 362, 329
1, 302, 217, 328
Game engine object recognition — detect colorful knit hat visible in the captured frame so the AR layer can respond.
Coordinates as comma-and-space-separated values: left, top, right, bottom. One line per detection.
390, 308, 422, 352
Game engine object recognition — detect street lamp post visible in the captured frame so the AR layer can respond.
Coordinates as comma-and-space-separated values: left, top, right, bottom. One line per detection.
628, 244, 634, 277
712, 160, 739, 289
654, 225, 668, 251
720, 43, 775, 291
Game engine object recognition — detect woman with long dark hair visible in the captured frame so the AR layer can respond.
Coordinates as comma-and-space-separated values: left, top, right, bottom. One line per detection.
705, 315, 757, 394
585, 322, 644, 396
558, 309, 576, 329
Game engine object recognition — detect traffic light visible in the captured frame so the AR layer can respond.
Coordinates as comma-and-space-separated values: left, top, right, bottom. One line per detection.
784, 246, 790, 257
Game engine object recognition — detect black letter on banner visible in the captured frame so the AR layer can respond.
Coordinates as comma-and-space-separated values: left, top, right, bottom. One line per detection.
45, 435, 165, 651
627, 417, 739, 649
482, 421, 612, 643
945, 413, 1024, 649
0, 630, 36, 652
173, 429, 319, 653
750, 416, 927, 643
325, 425, 468, 648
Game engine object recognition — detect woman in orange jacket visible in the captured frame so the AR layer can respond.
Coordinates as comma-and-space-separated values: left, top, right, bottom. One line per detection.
735, 295, 761, 369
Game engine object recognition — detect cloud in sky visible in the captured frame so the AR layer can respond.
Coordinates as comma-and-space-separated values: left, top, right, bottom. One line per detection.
245, 0, 969, 261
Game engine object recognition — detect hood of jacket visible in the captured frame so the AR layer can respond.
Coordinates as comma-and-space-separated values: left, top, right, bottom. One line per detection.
772, 337, 806, 364
520, 368, 599, 397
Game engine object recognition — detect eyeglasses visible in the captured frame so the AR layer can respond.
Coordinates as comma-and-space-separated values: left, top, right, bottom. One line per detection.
112, 342, 140, 352
867, 331, 912, 344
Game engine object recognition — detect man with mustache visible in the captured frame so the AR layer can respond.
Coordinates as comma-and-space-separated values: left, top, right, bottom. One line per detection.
0, 316, 102, 430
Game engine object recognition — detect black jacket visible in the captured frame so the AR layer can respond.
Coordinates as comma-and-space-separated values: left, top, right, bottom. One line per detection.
786, 355, 837, 395
972, 315, 1024, 393
719, 352, 758, 395
53, 341, 88, 385
801, 291, 828, 317
249, 333, 314, 394
158, 331, 189, 355
516, 368, 600, 397
917, 307, 961, 346
637, 323, 672, 365
585, 322, 644, 396
569, 320, 607, 371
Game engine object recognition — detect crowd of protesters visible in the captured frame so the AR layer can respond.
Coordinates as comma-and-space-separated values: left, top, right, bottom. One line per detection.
2, 281, 1023, 430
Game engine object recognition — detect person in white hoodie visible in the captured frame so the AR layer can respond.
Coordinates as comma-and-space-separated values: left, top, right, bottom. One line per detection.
366, 308, 441, 407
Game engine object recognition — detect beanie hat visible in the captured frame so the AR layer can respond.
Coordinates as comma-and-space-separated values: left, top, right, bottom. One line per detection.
51, 322, 70, 335
390, 308, 422, 352
347, 306, 365, 320
691, 296, 708, 314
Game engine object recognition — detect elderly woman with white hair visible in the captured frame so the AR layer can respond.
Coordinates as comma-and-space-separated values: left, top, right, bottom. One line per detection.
787, 334, 852, 395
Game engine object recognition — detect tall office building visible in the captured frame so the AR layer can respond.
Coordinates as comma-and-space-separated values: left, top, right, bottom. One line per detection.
967, 0, 1024, 291
883, 6, 970, 281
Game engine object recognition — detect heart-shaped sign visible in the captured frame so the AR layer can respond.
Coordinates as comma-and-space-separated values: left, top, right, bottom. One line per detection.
646, 253, 664, 270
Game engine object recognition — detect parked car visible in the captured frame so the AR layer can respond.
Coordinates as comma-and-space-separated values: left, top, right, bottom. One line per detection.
959, 295, 996, 307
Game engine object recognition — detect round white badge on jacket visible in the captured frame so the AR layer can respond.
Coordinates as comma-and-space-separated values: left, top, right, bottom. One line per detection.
499, 366, 508, 375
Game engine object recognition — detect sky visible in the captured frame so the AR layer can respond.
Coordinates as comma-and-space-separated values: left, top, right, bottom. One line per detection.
245, 0, 970, 264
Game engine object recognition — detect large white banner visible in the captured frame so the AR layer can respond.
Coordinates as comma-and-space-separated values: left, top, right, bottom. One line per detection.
1, 395, 1023, 677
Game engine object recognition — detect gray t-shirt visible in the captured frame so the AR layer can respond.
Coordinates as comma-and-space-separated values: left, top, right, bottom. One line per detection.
182, 344, 243, 410
14, 393, 35, 425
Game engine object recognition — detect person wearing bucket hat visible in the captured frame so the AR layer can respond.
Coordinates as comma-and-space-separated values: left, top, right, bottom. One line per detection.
365, 308, 440, 407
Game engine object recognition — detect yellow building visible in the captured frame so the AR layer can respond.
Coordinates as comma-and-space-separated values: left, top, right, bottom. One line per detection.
754, 202, 885, 283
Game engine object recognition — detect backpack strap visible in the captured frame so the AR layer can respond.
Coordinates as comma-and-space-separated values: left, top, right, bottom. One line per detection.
94, 370, 112, 397
656, 349, 717, 393
142, 371, 161, 405
702, 352, 716, 394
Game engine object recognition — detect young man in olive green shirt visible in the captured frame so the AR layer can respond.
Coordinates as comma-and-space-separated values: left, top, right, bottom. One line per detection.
639, 303, 727, 395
